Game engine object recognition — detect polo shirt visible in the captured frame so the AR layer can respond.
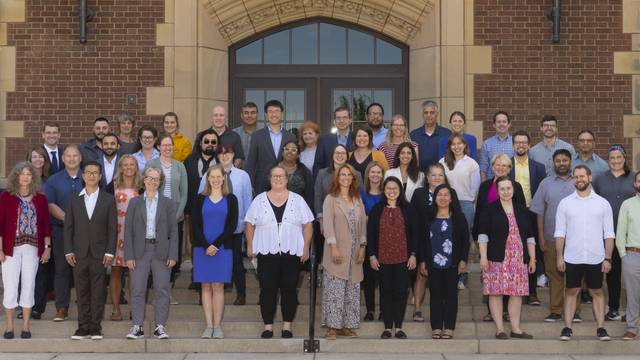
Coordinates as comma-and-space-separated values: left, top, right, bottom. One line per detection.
410, 125, 452, 172
529, 175, 574, 242
573, 153, 608, 180
529, 138, 575, 177
45, 169, 84, 226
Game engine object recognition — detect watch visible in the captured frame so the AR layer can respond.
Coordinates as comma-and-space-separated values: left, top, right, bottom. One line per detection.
44, 244, 51, 249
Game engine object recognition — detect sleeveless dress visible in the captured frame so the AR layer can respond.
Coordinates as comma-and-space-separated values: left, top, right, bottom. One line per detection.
113, 188, 138, 267
193, 196, 233, 283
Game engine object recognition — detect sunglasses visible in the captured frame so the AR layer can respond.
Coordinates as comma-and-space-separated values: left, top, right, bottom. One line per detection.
203, 139, 217, 145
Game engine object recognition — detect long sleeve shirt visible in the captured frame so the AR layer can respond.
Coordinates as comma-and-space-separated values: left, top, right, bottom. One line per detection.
616, 194, 640, 258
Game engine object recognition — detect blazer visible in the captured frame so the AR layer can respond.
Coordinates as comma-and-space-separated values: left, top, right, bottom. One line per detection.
321, 195, 367, 282
244, 127, 296, 194
192, 194, 238, 249
313, 132, 352, 176
410, 186, 461, 227
477, 200, 534, 264
366, 202, 418, 263
0, 192, 51, 257
146, 158, 188, 219
98, 153, 122, 193
41, 144, 65, 174
472, 178, 526, 241
64, 190, 117, 259
419, 209, 470, 267
124, 194, 178, 262
384, 167, 424, 203
509, 157, 547, 198
314, 168, 363, 218
183, 151, 214, 216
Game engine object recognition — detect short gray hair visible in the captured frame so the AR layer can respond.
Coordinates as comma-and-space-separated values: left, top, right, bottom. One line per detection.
421, 100, 439, 111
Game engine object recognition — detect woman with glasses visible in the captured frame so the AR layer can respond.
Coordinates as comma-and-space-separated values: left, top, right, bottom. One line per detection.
133, 126, 159, 171
378, 115, 419, 166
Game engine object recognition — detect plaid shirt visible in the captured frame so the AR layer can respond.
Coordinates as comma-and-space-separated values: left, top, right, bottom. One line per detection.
479, 133, 513, 179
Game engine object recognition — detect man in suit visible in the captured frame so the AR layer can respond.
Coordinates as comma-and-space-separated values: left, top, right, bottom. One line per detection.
98, 132, 121, 193
314, 106, 352, 176
244, 99, 296, 194
64, 160, 117, 340
509, 130, 547, 306
42, 121, 65, 174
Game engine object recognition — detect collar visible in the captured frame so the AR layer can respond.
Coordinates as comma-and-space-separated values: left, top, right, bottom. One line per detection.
574, 152, 595, 161
104, 154, 117, 164
43, 144, 58, 152
514, 156, 529, 166
553, 174, 572, 181
573, 188, 595, 200
79, 187, 99, 197
173, 132, 185, 140
495, 133, 510, 141
64, 169, 82, 179
268, 125, 283, 135
542, 138, 559, 149
144, 192, 159, 201
213, 126, 229, 136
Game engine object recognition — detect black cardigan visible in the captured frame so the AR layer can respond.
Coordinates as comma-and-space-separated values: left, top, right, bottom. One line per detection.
418, 209, 470, 267
472, 178, 526, 241
192, 193, 238, 249
477, 200, 534, 264
366, 202, 418, 261
410, 187, 461, 222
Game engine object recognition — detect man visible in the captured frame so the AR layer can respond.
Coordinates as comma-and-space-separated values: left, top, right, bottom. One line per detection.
366, 102, 388, 149
44, 145, 84, 322
80, 117, 111, 164
64, 161, 117, 340
509, 130, 547, 305
616, 170, 640, 340
98, 132, 121, 193
530, 149, 583, 323
41, 121, 65, 174
555, 165, 615, 341
410, 100, 451, 172
184, 130, 219, 216
245, 99, 296, 193
194, 106, 244, 167
233, 102, 260, 165
529, 114, 575, 177
479, 111, 513, 181
573, 130, 608, 179
314, 106, 352, 175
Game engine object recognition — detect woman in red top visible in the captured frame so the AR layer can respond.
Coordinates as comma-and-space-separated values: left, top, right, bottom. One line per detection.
367, 176, 417, 339
0, 162, 51, 339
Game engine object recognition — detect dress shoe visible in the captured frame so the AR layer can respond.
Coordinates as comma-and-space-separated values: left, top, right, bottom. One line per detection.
233, 295, 246, 306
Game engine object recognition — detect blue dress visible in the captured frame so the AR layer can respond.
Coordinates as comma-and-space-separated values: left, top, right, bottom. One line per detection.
193, 196, 233, 283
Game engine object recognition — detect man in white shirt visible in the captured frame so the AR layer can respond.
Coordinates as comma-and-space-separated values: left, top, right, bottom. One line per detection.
554, 165, 614, 341
42, 121, 64, 174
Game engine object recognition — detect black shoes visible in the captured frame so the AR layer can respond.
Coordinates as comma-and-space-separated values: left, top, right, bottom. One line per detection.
394, 330, 407, 339
559, 327, 572, 341
544, 313, 562, 322
261, 330, 274, 339
597, 327, 611, 341
3, 331, 14, 339
510, 331, 533, 339
281, 330, 293, 338
71, 329, 91, 340
380, 330, 392, 339
20, 330, 31, 339
605, 310, 622, 321
363, 311, 374, 321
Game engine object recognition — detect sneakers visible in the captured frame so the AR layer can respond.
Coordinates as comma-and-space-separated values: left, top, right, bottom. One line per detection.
154, 325, 169, 339
597, 327, 611, 341
53, 308, 68, 322
605, 310, 622, 321
559, 327, 573, 341
201, 326, 214, 339
212, 326, 224, 339
581, 290, 592, 304
126, 325, 144, 339
90, 330, 103, 340
527, 294, 541, 306
457, 279, 466, 290
412, 311, 425, 322
572, 314, 583, 323
537, 274, 548, 287
544, 313, 562, 322
623, 331, 637, 340
71, 329, 91, 340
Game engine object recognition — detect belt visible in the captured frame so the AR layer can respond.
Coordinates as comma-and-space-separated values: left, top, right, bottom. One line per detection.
626, 247, 640, 253
145, 238, 156, 244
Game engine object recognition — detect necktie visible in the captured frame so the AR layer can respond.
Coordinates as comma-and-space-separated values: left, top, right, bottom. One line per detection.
51, 150, 59, 173
226, 170, 234, 194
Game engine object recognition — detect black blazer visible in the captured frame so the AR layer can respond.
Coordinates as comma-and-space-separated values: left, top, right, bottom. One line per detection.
98, 153, 122, 194
410, 186, 461, 222
183, 152, 216, 216
418, 210, 470, 267
508, 157, 547, 197
192, 193, 238, 249
245, 127, 296, 194
42, 144, 65, 174
313, 132, 352, 176
472, 178, 526, 241
366, 203, 418, 261
477, 200, 534, 264
64, 190, 117, 259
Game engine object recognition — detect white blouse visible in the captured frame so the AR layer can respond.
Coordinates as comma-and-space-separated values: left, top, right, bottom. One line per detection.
384, 167, 424, 202
245, 191, 314, 256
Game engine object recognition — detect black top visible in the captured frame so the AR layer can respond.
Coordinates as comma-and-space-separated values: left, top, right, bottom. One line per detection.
418, 209, 470, 267
366, 203, 418, 259
477, 200, 534, 264
347, 152, 373, 180
269, 198, 287, 224
410, 186, 461, 221
192, 193, 238, 249
472, 178, 526, 241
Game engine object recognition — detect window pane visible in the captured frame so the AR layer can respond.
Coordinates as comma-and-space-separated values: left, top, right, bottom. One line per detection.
292, 24, 318, 64
264, 30, 290, 64
348, 29, 374, 64
320, 23, 346, 64
236, 40, 262, 64
373, 89, 393, 120
245, 90, 265, 122
285, 90, 305, 130
376, 39, 402, 64
353, 89, 372, 124
265, 90, 285, 104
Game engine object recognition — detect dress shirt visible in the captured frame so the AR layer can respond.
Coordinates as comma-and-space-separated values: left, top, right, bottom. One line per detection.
410, 125, 452, 172
133, 149, 160, 172
337, 132, 349, 146
439, 156, 480, 202
103, 155, 116, 185
372, 127, 388, 149
616, 194, 640, 258
529, 138, 575, 176
144, 192, 159, 239
514, 157, 532, 207
479, 133, 513, 179
573, 153, 608, 180
79, 188, 100, 220
529, 175, 574, 242
268, 125, 283, 158
233, 125, 259, 160
554, 189, 615, 265
44, 144, 60, 165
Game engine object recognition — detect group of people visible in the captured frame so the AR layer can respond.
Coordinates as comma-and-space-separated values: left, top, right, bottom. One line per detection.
1, 99, 639, 343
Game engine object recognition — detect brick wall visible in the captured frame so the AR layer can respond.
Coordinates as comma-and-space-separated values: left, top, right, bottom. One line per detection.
5, 0, 164, 169
474, 0, 632, 158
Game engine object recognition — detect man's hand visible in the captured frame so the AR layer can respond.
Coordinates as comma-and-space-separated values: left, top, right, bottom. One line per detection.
65, 254, 77, 267
102, 254, 114, 268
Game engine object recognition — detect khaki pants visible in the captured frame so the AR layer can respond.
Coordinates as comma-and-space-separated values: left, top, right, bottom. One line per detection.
543, 243, 580, 315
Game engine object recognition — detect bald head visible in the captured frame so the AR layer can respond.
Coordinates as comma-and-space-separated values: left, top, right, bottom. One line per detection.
211, 106, 227, 131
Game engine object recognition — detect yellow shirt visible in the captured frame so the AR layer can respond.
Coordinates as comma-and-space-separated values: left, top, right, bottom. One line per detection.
514, 156, 531, 207
172, 132, 192, 162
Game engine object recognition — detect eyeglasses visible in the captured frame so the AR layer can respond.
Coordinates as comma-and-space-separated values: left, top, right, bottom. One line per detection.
513, 141, 529, 145
145, 176, 161, 182
283, 147, 298, 153
85, 171, 100, 177
141, 136, 155, 140
203, 139, 217, 145
271, 175, 286, 179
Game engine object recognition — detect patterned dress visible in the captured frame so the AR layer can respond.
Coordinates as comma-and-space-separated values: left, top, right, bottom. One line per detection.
482, 213, 529, 296
113, 188, 138, 267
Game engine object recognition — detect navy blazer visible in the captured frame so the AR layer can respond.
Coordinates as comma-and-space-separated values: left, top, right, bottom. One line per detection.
98, 153, 122, 194
509, 157, 547, 198
313, 132, 352, 176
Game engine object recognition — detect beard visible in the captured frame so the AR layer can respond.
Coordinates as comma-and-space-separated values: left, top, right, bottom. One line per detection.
574, 181, 590, 191
202, 147, 215, 156
555, 165, 570, 176
103, 148, 117, 157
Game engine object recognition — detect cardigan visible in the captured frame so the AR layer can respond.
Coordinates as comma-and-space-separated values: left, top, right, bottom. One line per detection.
384, 167, 424, 202
419, 209, 470, 267
410, 186, 461, 220
472, 178, 526, 241
171, 132, 193, 162
146, 157, 188, 218
192, 193, 238, 249
366, 202, 418, 261
477, 200, 535, 264
0, 192, 51, 257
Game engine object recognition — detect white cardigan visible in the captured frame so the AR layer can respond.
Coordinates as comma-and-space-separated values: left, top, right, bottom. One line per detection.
244, 191, 314, 256
384, 167, 424, 202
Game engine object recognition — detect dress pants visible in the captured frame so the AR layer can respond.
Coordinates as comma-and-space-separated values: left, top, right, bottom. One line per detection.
52, 225, 72, 310
33, 258, 54, 313
73, 256, 106, 332
429, 266, 458, 330
171, 220, 184, 281
379, 263, 408, 330
606, 247, 622, 311
257, 253, 300, 324
363, 256, 382, 314
130, 243, 171, 327
231, 233, 246, 296
622, 252, 640, 334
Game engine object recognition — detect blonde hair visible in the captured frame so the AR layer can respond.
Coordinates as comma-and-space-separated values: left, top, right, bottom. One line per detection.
201, 165, 230, 196
384, 114, 412, 144
491, 153, 512, 168
113, 154, 142, 190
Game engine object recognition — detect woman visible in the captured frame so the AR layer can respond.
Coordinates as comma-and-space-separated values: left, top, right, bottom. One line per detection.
27, 147, 51, 188
278, 140, 314, 210
147, 134, 188, 278
378, 114, 419, 166
367, 176, 417, 339
299, 120, 320, 172
192, 165, 238, 339
593, 144, 636, 321
117, 111, 138, 154
438, 111, 478, 160
478, 176, 536, 340
110, 154, 142, 321
348, 125, 389, 180
385, 142, 424, 202
162, 111, 192, 162
419, 184, 469, 339
245, 166, 314, 339
0, 162, 51, 339
133, 126, 159, 171
321, 164, 367, 339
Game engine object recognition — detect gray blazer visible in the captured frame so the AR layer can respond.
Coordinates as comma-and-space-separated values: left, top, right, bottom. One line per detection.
244, 127, 296, 194
123, 193, 178, 262
64, 190, 117, 259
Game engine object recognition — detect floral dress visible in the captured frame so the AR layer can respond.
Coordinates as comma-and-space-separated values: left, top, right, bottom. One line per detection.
113, 188, 139, 267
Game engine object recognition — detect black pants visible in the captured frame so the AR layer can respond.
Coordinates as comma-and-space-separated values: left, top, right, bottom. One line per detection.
257, 253, 300, 324
429, 267, 458, 330
52, 225, 72, 309
232, 233, 246, 296
73, 256, 106, 332
379, 263, 408, 329
313, 221, 324, 264
33, 259, 54, 313
527, 210, 541, 296
607, 247, 622, 311
363, 256, 381, 313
